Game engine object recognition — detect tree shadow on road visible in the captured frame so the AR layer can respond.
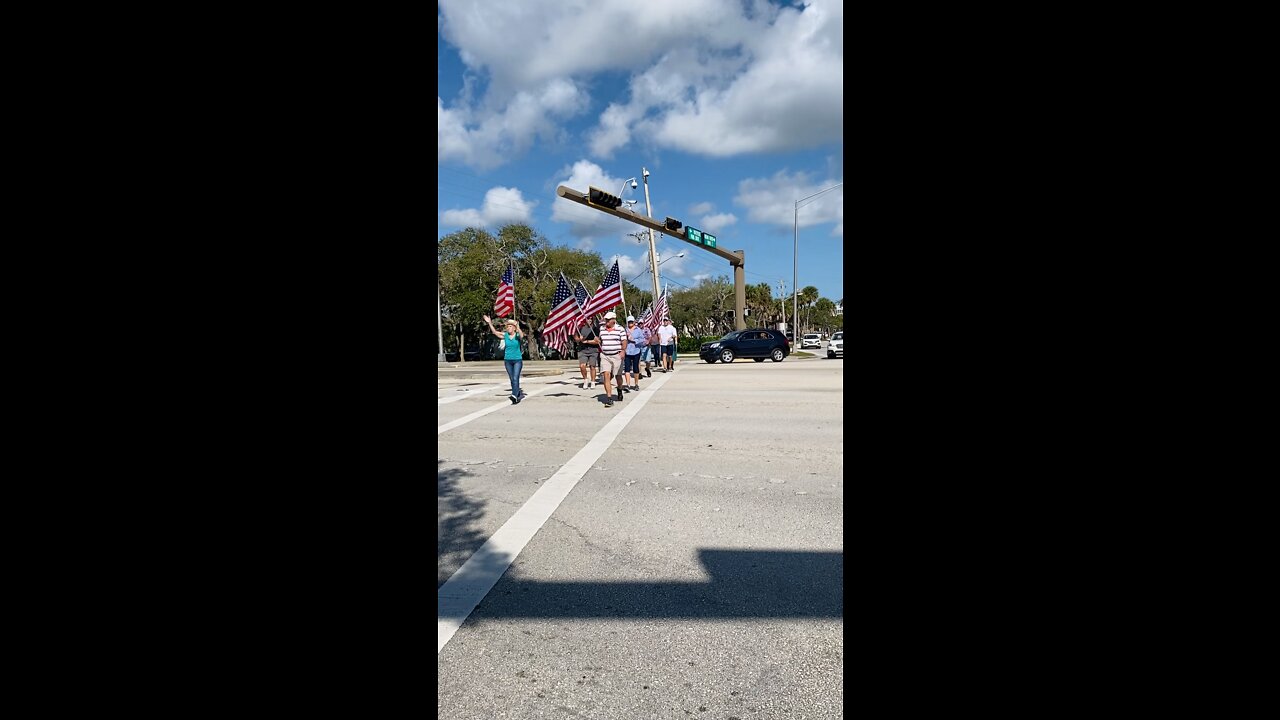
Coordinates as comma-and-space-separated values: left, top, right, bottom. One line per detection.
438, 461, 491, 588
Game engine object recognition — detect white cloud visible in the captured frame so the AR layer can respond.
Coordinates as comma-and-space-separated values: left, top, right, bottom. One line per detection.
438, 0, 842, 167
699, 213, 738, 234
436, 79, 589, 170
440, 186, 536, 228
549, 159, 650, 242
734, 169, 842, 234
689, 201, 714, 215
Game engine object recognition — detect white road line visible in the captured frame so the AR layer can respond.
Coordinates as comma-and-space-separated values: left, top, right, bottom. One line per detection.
438, 384, 505, 405
437, 368, 677, 653
437, 385, 554, 435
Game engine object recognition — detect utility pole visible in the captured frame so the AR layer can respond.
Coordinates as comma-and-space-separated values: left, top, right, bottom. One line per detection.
778, 279, 787, 331
438, 279, 447, 363
641, 168, 660, 303
558, 183, 746, 330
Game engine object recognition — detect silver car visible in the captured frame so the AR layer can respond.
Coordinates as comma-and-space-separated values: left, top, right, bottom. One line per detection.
827, 331, 843, 358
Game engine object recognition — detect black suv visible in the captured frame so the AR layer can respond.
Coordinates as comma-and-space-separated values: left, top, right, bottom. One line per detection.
699, 328, 790, 363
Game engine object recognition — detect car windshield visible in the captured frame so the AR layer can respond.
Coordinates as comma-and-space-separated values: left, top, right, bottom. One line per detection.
718, 332, 743, 341
804, 334, 819, 339
833, 332, 843, 339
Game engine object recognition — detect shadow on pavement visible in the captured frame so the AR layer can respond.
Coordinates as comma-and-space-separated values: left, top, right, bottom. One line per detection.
438, 462, 489, 588
464, 549, 842, 620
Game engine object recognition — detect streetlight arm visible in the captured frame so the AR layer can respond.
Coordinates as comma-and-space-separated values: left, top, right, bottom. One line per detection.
794, 181, 842, 339
796, 182, 844, 210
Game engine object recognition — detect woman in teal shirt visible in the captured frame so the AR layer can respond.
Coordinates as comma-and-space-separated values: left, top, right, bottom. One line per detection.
483, 315, 526, 403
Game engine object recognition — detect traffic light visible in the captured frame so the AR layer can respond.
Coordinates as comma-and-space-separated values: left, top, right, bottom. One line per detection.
588, 186, 623, 209
665, 217, 683, 232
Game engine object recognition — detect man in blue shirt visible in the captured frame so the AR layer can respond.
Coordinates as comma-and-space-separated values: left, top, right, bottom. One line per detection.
624, 316, 647, 392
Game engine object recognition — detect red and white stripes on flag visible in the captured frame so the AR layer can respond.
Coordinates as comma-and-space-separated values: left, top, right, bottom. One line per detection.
654, 283, 669, 324
639, 305, 657, 335
493, 262, 515, 317
639, 285, 668, 336
580, 260, 623, 319
541, 273, 582, 356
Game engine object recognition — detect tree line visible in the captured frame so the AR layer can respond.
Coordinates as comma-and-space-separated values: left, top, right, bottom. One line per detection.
438, 224, 843, 360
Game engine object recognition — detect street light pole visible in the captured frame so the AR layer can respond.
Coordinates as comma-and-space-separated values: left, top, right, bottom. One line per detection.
794, 182, 843, 339
628, 253, 684, 284
641, 168, 661, 303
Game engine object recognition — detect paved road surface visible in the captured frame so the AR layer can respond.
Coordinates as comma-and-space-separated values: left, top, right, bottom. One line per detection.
439, 356, 843, 719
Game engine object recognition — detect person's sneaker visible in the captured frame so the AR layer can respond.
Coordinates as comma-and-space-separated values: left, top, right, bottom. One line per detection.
632, 384, 640, 391
645, 367, 652, 378
604, 396, 614, 406
616, 391, 624, 401
509, 394, 518, 403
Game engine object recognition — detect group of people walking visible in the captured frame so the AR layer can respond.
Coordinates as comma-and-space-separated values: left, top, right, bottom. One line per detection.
573, 312, 677, 407
483, 311, 677, 408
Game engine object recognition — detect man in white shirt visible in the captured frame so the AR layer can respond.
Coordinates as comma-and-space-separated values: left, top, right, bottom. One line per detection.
657, 318, 678, 373
597, 311, 629, 405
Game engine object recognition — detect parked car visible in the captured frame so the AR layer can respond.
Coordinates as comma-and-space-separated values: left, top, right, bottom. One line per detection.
801, 333, 822, 349
699, 328, 790, 363
827, 331, 843, 359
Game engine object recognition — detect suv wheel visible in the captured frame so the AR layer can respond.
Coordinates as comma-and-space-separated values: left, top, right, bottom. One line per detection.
719, 348, 735, 363
770, 348, 785, 362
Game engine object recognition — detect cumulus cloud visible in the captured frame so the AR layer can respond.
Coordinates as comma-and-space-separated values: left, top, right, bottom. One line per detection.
438, 0, 842, 166
440, 186, 536, 228
734, 169, 842, 235
549, 159, 649, 242
699, 213, 738, 234
436, 79, 589, 170
688, 201, 714, 215
587, 0, 842, 159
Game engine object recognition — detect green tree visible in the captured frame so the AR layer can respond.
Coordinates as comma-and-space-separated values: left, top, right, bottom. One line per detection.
745, 282, 774, 325
438, 224, 605, 360
798, 285, 819, 333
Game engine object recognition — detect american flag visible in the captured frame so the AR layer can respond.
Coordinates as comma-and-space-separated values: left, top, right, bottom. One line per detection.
580, 259, 624, 318
541, 273, 581, 356
638, 304, 656, 334
493, 262, 514, 317
654, 284, 669, 325
573, 280, 592, 329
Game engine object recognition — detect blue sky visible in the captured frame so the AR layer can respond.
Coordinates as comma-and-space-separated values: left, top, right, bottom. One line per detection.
438, 0, 843, 305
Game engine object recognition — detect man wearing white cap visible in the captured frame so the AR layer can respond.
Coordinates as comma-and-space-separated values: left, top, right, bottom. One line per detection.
624, 315, 646, 392
597, 311, 628, 406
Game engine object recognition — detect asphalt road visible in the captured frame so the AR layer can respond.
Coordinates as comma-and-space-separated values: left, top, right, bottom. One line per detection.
439, 355, 843, 719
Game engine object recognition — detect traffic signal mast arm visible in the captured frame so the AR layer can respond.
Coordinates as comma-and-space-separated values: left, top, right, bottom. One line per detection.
557, 185, 742, 266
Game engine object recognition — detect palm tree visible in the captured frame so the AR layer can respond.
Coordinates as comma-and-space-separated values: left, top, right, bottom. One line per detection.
799, 286, 819, 332
746, 282, 773, 325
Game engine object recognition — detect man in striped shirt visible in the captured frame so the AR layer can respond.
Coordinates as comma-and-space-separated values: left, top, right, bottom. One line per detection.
597, 311, 629, 406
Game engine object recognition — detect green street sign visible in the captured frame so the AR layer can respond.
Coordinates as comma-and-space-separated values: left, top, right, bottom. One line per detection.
685, 226, 717, 249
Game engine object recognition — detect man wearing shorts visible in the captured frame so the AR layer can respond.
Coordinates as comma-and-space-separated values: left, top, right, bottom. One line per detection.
597, 311, 628, 405
657, 317, 678, 372
573, 321, 600, 389
624, 316, 646, 391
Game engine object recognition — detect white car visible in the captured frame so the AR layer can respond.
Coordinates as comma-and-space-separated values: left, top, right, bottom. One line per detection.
827, 331, 843, 358
801, 333, 822, 349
